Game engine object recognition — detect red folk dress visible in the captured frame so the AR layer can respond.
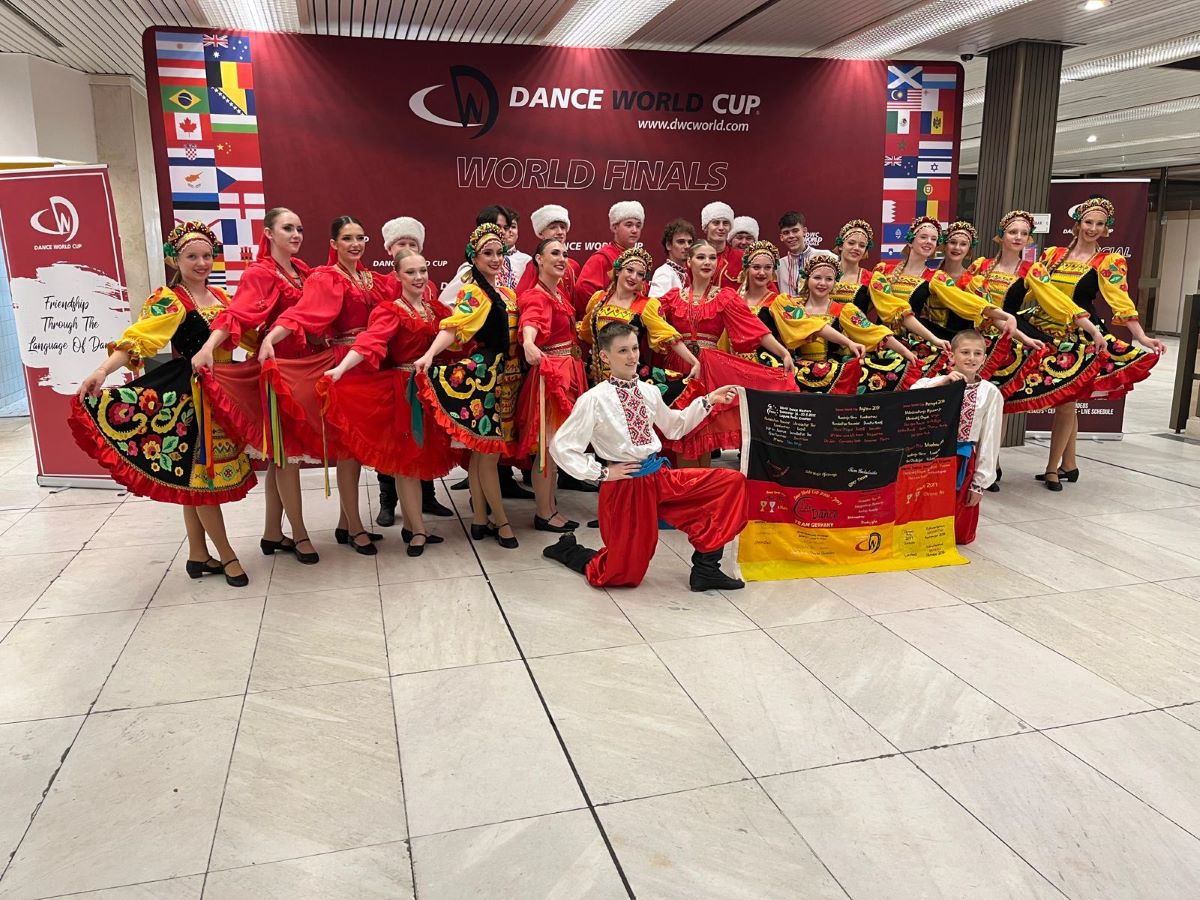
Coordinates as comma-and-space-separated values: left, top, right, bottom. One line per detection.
321, 291, 461, 479
515, 283, 587, 462
274, 263, 393, 459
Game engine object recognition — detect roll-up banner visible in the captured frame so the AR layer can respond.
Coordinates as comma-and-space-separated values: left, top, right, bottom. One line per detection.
0, 165, 131, 486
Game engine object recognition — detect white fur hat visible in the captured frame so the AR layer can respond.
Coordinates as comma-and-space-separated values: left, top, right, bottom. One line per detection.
701, 201, 735, 228
381, 216, 425, 252
531, 204, 570, 236
608, 200, 645, 226
731, 215, 759, 239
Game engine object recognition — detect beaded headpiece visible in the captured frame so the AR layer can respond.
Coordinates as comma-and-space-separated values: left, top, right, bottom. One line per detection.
995, 210, 1036, 244
464, 223, 506, 261
741, 240, 780, 270
905, 216, 942, 243
1072, 195, 1116, 228
942, 220, 977, 247
612, 246, 653, 274
163, 220, 221, 265
801, 251, 842, 280
835, 219, 874, 250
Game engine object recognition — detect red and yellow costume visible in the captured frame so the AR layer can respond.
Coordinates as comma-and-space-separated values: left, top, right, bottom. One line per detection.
830, 268, 871, 305
515, 282, 587, 463
574, 242, 623, 317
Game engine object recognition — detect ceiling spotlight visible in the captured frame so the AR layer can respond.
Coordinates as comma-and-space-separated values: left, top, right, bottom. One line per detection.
1086, 134, 1098, 142
1079, 0, 1111, 11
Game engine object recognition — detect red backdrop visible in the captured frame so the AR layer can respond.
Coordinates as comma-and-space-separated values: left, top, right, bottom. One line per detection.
143, 29, 963, 286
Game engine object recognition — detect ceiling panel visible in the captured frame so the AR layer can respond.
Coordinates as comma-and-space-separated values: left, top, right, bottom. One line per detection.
0, 0, 1196, 172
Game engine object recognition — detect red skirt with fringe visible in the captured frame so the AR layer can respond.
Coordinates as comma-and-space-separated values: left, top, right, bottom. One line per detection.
514, 354, 588, 462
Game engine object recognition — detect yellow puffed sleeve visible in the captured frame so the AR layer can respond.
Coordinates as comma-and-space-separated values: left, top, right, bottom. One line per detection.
867, 268, 914, 327
637, 297, 683, 352
438, 283, 493, 346
1023, 261, 1090, 326
576, 291, 606, 346
928, 270, 991, 326
1093, 253, 1139, 324
766, 298, 828, 349
107, 287, 187, 370
960, 257, 989, 299
837, 303, 893, 350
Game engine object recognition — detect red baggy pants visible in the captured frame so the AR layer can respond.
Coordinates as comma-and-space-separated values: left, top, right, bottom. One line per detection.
956, 451, 980, 545
585, 466, 748, 588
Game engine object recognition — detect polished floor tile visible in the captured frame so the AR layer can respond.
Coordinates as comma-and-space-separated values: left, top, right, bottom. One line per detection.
382, 576, 518, 674
57, 875, 204, 898
205, 843, 413, 899
250, 586, 388, 692
27, 543, 178, 618
151, 543, 275, 606
773, 617, 1027, 750
1013, 516, 1200, 581
878, 605, 1149, 728
913, 548, 1052, 604
411, 810, 625, 900
0, 504, 119, 556
913, 732, 1200, 898
0, 716, 83, 866
599, 781, 844, 900
531, 645, 750, 804
393, 660, 582, 836
0, 698, 240, 898
970, 523, 1143, 592
817, 570, 962, 615
0, 610, 141, 723
211, 678, 406, 869
266, 529, 379, 595
725, 577, 860, 628
605, 569, 757, 643
763, 756, 1057, 899
0, 550, 74, 620
653, 630, 893, 775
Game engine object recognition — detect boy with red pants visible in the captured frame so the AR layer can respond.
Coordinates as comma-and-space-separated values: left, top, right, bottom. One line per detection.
545, 322, 747, 591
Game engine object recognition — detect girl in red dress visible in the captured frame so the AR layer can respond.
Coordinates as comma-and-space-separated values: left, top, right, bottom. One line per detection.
191, 207, 321, 565
257, 216, 392, 555
321, 250, 460, 556
516, 238, 588, 534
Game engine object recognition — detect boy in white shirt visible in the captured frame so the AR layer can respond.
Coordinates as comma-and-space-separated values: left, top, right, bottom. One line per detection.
546, 322, 748, 591
912, 330, 1003, 544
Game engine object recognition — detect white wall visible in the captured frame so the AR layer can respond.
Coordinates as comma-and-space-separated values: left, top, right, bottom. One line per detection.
0, 56, 38, 157
28, 57, 97, 162
1154, 210, 1200, 334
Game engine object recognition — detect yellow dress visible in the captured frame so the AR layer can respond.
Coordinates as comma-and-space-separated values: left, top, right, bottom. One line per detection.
578, 290, 685, 399
69, 286, 255, 504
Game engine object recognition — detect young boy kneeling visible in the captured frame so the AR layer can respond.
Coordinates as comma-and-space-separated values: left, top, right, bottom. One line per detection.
546, 322, 748, 591
913, 330, 1002, 545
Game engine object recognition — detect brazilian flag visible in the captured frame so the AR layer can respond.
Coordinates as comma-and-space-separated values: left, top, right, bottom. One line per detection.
161, 86, 209, 114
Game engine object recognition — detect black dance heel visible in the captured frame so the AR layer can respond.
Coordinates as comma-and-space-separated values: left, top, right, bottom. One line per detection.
494, 522, 519, 550
291, 536, 320, 565
186, 557, 224, 579
348, 531, 377, 556
535, 514, 578, 533
260, 536, 294, 556
336, 527, 382, 545
1040, 471, 1063, 492
470, 522, 497, 541
221, 558, 249, 587
407, 533, 430, 558
401, 527, 444, 545
1059, 467, 1080, 483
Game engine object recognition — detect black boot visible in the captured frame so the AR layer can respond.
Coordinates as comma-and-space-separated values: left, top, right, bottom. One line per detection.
542, 534, 598, 575
557, 470, 599, 493
499, 465, 534, 500
986, 466, 1001, 493
422, 479, 454, 517
376, 473, 397, 527
689, 548, 744, 592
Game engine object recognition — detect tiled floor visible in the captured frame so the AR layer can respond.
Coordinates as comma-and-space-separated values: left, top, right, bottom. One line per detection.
2, 341, 1200, 898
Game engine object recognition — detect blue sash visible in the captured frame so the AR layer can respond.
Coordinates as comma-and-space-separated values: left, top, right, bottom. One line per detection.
632, 455, 670, 478
955, 440, 975, 490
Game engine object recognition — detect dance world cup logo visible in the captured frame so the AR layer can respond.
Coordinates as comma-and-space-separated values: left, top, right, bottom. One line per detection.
30, 196, 80, 242
409, 66, 499, 138
855, 532, 883, 553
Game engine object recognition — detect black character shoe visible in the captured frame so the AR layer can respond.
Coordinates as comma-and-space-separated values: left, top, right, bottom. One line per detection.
450, 477, 470, 491
494, 522, 519, 549
221, 558, 250, 588
689, 549, 745, 592
1059, 467, 1080, 483
542, 533, 598, 574
421, 480, 454, 517
349, 531, 378, 556
260, 536, 295, 556
470, 522, 498, 541
587, 519, 600, 529
407, 533, 430, 557
291, 536, 319, 565
1039, 471, 1063, 492
186, 557, 224, 579
535, 514, 579, 533
401, 527, 444, 545
336, 528, 383, 544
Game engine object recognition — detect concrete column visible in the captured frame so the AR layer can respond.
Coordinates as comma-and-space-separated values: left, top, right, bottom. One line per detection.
974, 40, 1065, 447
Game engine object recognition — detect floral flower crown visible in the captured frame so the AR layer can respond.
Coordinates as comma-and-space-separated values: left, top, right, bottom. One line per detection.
801, 251, 842, 280
464, 223, 507, 261
741, 240, 779, 270
1072, 195, 1116, 228
906, 216, 942, 243
163, 220, 221, 264
612, 246, 653, 273
942, 220, 977, 247
835, 219, 874, 250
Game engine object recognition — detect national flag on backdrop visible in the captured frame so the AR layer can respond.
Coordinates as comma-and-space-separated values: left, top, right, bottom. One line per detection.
157, 58, 206, 87
203, 34, 229, 48
884, 178, 917, 191
918, 178, 952, 205
922, 70, 958, 90
919, 110, 945, 135
884, 155, 918, 178
205, 33, 252, 63
887, 87, 923, 110
155, 32, 204, 61
887, 65, 922, 89
167, 146, 215, 163
161, 85, 209, 115
885, 134, 914, 156
169, 156, 218, 207
882, 193, 916, 225
880, 243, 906, 258
921, 89, 942, 112
918, 141, 954, 178
210, 83, 256, 118
219, 218, 256, 249
882, 223, 910, 246
211, 114, 258, 134
213, 134, 261, 167
886, 110, 911, 134
216, 166, 263, 194
168, 112, 210, 142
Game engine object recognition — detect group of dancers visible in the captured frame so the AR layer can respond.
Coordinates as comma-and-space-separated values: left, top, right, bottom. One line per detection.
70, 195, 1163, 589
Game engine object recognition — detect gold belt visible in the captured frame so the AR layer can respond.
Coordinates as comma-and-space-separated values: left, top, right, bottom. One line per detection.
331, 328, 366, 346
543, 341, 580, 358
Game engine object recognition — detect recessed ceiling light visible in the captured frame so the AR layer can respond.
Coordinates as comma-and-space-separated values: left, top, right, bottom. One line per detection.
1086, 134, 1098, 142
1079, 0, 1111, 10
